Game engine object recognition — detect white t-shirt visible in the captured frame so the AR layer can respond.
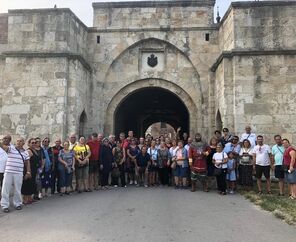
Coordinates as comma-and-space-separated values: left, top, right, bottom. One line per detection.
5, 145, 30, 174
240, 133, 257, 148
169, 146, 178, 158
0, 147, 8, 173
252, 144, 271, 166
213, 152, 228, 169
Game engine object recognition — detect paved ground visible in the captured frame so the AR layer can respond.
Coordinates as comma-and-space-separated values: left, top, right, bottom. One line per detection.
0, 186, 295, 242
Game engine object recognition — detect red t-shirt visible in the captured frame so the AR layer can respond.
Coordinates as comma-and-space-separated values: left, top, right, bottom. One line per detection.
87, 140, 101, 161
283, 146, 296, 168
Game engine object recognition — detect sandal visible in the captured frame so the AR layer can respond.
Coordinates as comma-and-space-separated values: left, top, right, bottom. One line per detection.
258, 191, 263, 195
289, 196, 296, 200
267, 191, 272, 195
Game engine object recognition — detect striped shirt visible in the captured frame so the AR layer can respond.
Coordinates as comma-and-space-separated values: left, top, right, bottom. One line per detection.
5, 145, 30, 174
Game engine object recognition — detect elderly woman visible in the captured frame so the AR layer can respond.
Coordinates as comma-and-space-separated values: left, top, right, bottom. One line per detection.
147, 140, 158, 186
238, 139, 254, 189
283, 139, 296, 200
41, 137, 54, 197
73, 136, 91, 193
100, 138, 114, 189
157, 141, 171, 186
212, 143, 228, 195
58, 141, 75, 195
126, 138, 140, 185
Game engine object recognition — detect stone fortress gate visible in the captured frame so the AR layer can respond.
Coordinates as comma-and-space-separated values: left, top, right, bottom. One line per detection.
0, 0, 295, 143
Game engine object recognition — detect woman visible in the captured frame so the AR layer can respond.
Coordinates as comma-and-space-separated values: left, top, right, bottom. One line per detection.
283, 139, 296, 199
22, 138, 38, 204
73, 136, 91, 193
34, 137, 45, 199
212, 143, 228, 195
41, 137, 54, 197
206, 137, 218, 191
238, 139, 254, 189
157, 141, 171, 186
58, 141, 75, 195
169, 139, 178, 186
221, 128, 233, 147
172, 141, 189, 189
100, 138, 114, 189
126, 139, 140, 185
147, 140, 158, 186
136, 146, 151, 187
112, 141, 126, 187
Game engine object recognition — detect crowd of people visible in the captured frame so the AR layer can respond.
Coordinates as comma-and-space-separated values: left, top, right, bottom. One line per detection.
0, 125, 295, 213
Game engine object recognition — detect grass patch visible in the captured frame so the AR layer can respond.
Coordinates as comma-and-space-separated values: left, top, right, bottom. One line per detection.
240, 183, 296, 226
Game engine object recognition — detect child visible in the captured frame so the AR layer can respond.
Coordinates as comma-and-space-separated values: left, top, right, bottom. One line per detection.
227, 151, 236, 194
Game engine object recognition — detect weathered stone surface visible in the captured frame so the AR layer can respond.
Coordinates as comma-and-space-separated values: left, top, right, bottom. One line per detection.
0, 1, 295, 144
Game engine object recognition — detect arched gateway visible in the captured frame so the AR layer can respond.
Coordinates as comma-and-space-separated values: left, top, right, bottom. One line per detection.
105, 79, 198, 137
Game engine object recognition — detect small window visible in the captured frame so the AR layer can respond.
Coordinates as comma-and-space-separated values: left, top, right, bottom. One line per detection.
97, 36, 100, 44
205, 33, 210, 41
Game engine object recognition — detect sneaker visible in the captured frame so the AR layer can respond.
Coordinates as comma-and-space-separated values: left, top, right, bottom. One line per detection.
114, 185, 118, 188
144, 185, 148, 188
2, 208, 9, 213
129, 181, 133, 185
124, 185, 127, 188
134, 181, 138, 185
229, 190, 234, 194
15, 206, 22, 210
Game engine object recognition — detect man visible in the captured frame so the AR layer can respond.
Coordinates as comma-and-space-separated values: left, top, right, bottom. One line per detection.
221, 128, 233, 146
240, 125, 257, 148
214, 130, 222, 143
224, 136, 241, 157
51, 138, 63, 194
184, 137, 193, 152
109, 134, 116, 149
69, 134, 77, 150
0, 135, 10, 193
189, 133, 209, 192
271, 135, 285, 196
252, 135, 272, 195
87, 133, 102, 191
0, 137, 31, 212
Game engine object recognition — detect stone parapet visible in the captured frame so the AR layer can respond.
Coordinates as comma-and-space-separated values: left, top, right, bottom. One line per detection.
93, 0, 215, 29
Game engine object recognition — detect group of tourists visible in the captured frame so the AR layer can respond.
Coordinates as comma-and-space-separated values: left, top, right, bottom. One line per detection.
0, 125, 295, 213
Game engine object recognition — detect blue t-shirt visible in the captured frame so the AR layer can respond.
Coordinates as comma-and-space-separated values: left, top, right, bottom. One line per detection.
271, 145, 284, 166
136, 153, 151, 167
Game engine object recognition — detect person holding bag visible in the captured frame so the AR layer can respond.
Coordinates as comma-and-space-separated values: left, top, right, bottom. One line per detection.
73, 137, 91, 193
212, 143, 228, 195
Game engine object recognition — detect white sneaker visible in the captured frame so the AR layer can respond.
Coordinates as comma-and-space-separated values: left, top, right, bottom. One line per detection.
134, 181, 138, 185
229, 190, 234, 194
129, 181, 133, 185
144, 185, 148, 188
124, 185, 127, 188
114, 185, 118, 188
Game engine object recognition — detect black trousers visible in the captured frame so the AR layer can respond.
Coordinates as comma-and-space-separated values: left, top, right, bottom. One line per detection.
100, 170, 110, 186
51, 163, 60, 194
158, 167, 169, 185
216, 168, 227, 192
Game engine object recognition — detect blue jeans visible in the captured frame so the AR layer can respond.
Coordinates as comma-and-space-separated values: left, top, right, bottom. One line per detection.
58, 165, 73, 188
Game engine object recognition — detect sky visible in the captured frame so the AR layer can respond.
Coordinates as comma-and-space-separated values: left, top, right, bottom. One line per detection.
0, 0, 250, 27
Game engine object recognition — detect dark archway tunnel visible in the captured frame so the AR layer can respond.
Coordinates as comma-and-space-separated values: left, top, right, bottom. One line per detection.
114, 87, 189, 138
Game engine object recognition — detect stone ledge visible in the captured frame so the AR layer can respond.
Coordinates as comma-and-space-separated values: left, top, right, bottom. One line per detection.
219, 1, 296, 27
93, 0, 216, 9
89, 26, 219, 33
8, 8, 89, 30
211, 49, 296, 72
2, 51, 92, 72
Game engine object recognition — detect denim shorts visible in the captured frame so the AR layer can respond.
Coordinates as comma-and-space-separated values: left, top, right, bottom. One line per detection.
286, 170, 296, 184
174, 165, 188, 178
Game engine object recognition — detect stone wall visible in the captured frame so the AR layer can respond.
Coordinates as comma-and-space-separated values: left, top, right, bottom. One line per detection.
0, 14, 8, 53
232, 2, 296, 50
92, 1, 215, 29
0, 57, 68, 141
233, 54, 296, 143
7, 9, 89, 60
